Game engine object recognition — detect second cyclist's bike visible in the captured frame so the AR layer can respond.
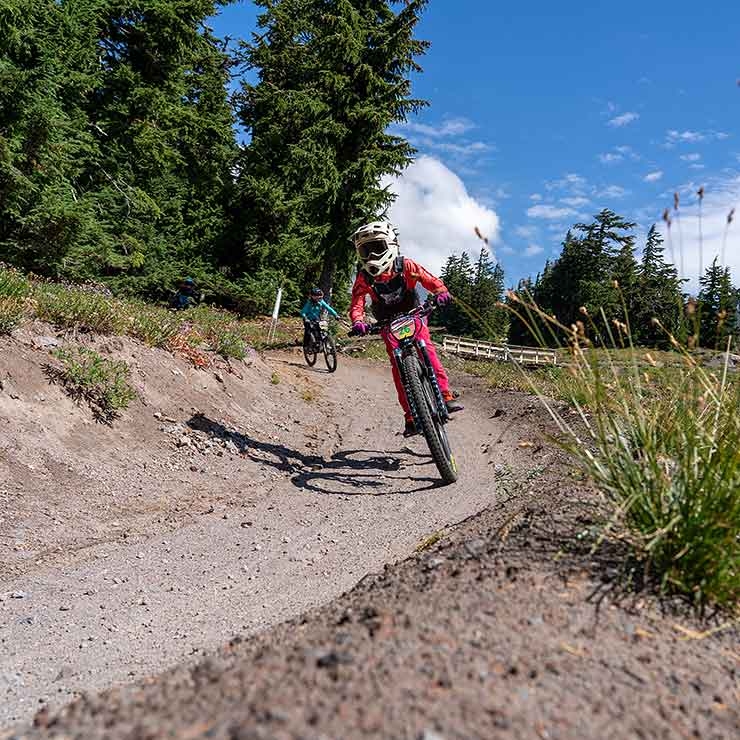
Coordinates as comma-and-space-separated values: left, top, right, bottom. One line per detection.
304, 319, 338, 373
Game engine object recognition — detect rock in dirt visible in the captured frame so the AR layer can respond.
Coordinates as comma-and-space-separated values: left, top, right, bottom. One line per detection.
32, 336, 60, 350
419, 730, 447, 740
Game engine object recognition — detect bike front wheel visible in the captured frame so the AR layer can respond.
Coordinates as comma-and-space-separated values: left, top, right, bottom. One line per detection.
323, 333, 337, 373
401, 354, 457, 484
303, 342, 317, 367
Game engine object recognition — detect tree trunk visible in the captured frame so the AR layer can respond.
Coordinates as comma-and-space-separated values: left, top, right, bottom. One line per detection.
319, 250, 337, 299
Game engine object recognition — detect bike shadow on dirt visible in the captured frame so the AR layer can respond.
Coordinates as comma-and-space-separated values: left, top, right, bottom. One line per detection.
186, 414, 443, 496
291, 448, 445, 496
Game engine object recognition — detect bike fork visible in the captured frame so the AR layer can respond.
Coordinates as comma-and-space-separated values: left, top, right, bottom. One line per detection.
417, 340, 449, 423
394, 347, 422, 432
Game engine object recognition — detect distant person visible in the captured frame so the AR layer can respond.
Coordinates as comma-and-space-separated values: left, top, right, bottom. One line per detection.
171, 277, 198, 310
349, 221, 463, 437
300, 287, 339, 348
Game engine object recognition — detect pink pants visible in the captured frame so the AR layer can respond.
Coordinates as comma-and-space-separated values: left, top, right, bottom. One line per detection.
382, 319, 450, 418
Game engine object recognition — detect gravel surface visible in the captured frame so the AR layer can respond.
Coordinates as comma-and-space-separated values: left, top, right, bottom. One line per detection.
2, 333, 737, 739
1, 336, 535, 729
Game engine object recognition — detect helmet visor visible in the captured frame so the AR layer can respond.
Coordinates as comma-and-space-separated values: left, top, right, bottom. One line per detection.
357, 239, 388, 261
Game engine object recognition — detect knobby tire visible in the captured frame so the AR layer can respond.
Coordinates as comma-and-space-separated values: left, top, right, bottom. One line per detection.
401, 353, 458, 484
303, 342, 317, 367
323, 334, 337, 373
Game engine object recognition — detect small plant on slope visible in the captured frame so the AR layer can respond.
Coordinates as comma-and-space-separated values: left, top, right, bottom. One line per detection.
48, 347, 137, 423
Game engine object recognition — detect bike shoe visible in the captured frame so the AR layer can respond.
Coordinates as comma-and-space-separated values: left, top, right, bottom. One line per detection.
403, 419, 419, 437
445, 398, 464, 414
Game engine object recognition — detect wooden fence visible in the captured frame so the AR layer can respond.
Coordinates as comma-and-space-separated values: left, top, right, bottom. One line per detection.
442, 335, 558, 366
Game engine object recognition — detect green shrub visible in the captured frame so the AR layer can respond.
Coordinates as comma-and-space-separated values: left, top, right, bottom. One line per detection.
126, 302, 181, 348
49, 347, 137, 422
35, 285, 126, 334
188, 305, 247, 359
0, 268, 32, 298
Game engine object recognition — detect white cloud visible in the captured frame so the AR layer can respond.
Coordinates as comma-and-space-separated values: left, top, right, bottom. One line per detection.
599, 152, 624, 164
665, 129, 729, 148
515, 225, 538, 239
524, 244, 544, 257
427, 140, 493, 157
527, 204, 577, 220
545, 173, 587, 192
597, 185, 629, 199
680, 153, 702, 162
560, 196, 590, 207
644, 171, 664, 183
530, 193, 543, 201
383, 156, 500, 276
666, 129, 704, 145
655, 174, 740, 289
615, 145, 641, 160
401, 117, 476, 138
690, 163, 706, 170
608, 112, 639, 127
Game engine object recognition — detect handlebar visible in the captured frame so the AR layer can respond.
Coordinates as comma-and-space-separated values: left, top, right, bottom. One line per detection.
347, 299, 437, 337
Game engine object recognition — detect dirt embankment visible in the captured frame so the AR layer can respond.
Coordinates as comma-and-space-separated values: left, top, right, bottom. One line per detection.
1, 326, 737, 739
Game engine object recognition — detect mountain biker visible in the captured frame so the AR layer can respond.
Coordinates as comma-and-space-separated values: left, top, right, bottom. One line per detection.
349, 221, 464, 437
171, 277, 198, 310
300, 287, 339, 349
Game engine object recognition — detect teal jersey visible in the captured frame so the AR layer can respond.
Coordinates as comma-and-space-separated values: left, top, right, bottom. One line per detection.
300, 298, 338, 321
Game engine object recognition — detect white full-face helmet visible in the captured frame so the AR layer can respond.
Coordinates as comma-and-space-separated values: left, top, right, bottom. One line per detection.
352, 221, 400, 277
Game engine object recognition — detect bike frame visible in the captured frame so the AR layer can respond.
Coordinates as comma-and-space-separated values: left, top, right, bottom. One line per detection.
384, 312, 449, 434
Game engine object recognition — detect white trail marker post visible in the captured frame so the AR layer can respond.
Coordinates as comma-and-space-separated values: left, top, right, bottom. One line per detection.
268, 286, 283, 342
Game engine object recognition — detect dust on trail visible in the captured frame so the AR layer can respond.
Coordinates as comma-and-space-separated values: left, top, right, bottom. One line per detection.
1, 338, 520, 728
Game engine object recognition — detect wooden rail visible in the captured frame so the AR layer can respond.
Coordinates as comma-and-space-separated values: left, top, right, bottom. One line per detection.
442, 335, 558, 366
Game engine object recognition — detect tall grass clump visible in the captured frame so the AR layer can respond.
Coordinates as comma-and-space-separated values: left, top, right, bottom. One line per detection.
505, 293, 739, 609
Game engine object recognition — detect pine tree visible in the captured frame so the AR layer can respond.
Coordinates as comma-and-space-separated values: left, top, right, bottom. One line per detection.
698, 258, 739, 348
633, 225, 684, 346
438, 251, 474, 335
85, 0, 238, 295
1, 1, 239, 299
0, 0, 104, 273
507, 276, 535, 345
233, 0, 429, 305
543, 210, 636, 343
469, 248, 507, 340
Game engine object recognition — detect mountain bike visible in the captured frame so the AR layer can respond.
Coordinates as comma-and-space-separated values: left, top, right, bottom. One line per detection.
303, 319, 338, 373
350, 301, 457, 484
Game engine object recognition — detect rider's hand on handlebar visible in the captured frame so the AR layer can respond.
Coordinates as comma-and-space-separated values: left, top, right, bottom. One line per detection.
432, 291, 452, 307
350, 321, 370, 337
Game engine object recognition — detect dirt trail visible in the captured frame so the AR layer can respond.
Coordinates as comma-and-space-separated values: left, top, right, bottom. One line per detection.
1, 334, 531, 729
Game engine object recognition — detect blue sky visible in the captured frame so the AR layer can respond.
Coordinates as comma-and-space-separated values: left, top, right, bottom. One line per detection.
211, 1, 740, 289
